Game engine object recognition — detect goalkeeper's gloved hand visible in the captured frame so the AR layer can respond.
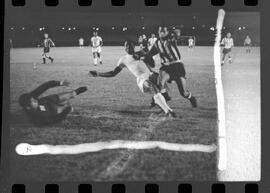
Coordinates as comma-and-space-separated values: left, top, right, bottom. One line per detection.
89, 70, 98, 77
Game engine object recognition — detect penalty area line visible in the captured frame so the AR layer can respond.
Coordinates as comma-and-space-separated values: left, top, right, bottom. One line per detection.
15, 141, 217, 156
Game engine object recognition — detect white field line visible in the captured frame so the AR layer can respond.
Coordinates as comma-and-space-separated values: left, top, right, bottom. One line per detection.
96, 114, 166, 180
214, 9, 227, 172
15, 141, 217, 156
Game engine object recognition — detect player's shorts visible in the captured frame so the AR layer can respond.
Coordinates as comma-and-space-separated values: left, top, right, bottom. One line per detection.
92, 46, 102, 53
160, 62, 186, 83
223, 48, 232, 54
136, 72, 155, 93
43, 47, 50, 53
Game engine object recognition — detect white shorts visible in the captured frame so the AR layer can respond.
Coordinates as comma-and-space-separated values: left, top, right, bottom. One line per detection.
136, 72, 152, 93
92, 46, 102, 53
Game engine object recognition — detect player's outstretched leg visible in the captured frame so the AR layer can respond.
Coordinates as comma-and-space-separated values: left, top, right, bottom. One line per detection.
175, 77, 197, 108
146, 80, 176, 118
150, 71, 171, 108
48, 57, 54, 63
56, 87, 87, 105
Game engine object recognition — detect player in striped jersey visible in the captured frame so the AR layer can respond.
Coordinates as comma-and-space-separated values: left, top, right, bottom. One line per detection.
221, 32, 234, 65
146, 27, 197, 108
40, 33, 55, 64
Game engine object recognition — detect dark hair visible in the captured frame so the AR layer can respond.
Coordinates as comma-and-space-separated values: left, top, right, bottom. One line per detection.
125, 40, 135, 47
18, 93, 31, 109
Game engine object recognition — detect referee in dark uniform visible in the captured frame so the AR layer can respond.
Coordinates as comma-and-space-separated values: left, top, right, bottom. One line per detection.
146, 27, 197, 108
19, 80, 87, 126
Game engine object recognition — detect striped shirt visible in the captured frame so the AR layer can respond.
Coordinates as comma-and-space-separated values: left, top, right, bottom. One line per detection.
221, 37, 234, 49
149, 38, 181, 66
42, 38, 55, 48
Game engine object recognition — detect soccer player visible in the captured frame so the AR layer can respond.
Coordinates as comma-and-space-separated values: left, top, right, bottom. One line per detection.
89, 40, 176, 117
221, 32, 234, 65
139, 34, 149, 52
148, 34, 157, 50
91, 31, 103, 65
145, 27, 197, 108
188, 37, 194, 49
79, 37, 84, 48
18, 80, 87, 126
40, 33, 55, 64
244, 35, 252, 53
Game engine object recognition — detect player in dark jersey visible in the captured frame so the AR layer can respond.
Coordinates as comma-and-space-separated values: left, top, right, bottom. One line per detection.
18, 80, 87, 126
146, 27, 197, 108
40, 33, 55, 64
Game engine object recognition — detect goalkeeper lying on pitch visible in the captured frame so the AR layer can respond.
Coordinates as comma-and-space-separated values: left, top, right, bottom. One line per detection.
18, 80, 87, 126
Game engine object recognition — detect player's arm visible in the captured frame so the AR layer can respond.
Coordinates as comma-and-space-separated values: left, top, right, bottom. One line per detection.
90, 61, 125, 78
30, 80, 70, 98
90, 65, 124, 78
220, 38, 225, 46
50, 39, 56, 47
100, 37, 103, 46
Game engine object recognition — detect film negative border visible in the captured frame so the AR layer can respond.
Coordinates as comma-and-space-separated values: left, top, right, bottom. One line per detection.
11, 0, 258, 7
1, 0, 268, 193
10, 183, 259, 193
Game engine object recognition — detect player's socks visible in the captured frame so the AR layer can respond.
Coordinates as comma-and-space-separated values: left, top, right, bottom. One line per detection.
75, 87, 87, 95
185, 91, 197, 108
94, 58, 97, 66
42, 58, 46, 64
153, 93, 173, 114
49, 57, 54, 63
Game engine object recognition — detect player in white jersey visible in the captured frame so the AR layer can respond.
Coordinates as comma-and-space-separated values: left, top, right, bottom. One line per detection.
79, 37, 84, 48
91, 31, 103, 65
148, 34, 157, 50
188, 37, 194, 49
220, 32, 234, 65
244, 35, 252, 53
89, 40, 176, 117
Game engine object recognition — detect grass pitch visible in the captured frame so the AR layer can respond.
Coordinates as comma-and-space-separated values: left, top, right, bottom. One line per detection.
9, 46, 217, 181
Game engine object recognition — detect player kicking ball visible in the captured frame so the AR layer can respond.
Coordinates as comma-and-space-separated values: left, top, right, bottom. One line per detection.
89, 40, 176, 118
91, 31, 103, 66
39, 33, 55, 64
221, 32, 234, 65
145, 27, 197, 108
19, 80, 87, 126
